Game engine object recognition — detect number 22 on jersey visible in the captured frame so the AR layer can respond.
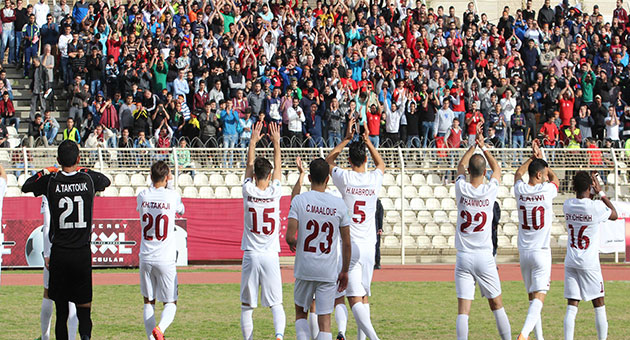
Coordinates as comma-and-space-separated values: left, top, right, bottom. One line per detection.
460, 210, 487, 233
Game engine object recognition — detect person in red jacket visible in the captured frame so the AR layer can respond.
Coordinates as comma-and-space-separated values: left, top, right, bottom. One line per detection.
193, 81, 209, 111
366, 104, 382, 147
0, 91, 18, 130
465, 102, 484, 146
540, 114, 559, 148
614, 0, 628, 29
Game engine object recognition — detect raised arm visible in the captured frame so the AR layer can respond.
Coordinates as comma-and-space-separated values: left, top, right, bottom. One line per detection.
456, 144, 476, 178
362, 122, 385, 172
591, 173, 618, 221
291, 157, 305, 199
476, 124, 501, 182
270, 122, 282, 182
515, 139, 539, 183
245, 121, 263, 180
325, 116, 355, 173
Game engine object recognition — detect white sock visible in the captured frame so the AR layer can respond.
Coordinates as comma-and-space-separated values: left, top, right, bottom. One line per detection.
492, 307, 511, 340
594, 306, 608, 340
357, 304, 370, 340
40, 298, 53, 340
520, 299, 543, 338
456, 314, 469, 340
67, 302, 78, 340
564, 305, 578, 340
271, 304, 286, 339
143, 304, 156, 339
296, 318, 311, 340
158, 303, 177, 333
351, 303, 379, 340
316, 331, 333, 340
309, 312, 319, 340
335, 304, 348, 335
534, 313, 544, 340
241, 306, 254, 340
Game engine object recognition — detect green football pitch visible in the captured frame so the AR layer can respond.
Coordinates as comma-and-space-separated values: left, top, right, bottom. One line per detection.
1, 280, 629, 339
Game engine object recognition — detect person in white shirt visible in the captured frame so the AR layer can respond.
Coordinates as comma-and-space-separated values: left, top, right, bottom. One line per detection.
33, 0, 49, 27
287, 97, 306, 146
454, 125, 511, 340
563, 171, 618, 340
325, 117, 384, 340
136, 161, 185, 340
499, 89, 516, 125
287, 157, 351, 340
514, 140, 559, 340
604, 106, 620, 143
434, 97, 455, 138
39, 186, 79, 340
240, 122, 286, 340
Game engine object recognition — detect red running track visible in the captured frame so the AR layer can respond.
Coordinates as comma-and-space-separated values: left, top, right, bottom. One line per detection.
2, 264, 630, 286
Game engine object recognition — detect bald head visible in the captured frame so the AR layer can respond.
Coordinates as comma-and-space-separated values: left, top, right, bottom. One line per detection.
469, 154, 487, 178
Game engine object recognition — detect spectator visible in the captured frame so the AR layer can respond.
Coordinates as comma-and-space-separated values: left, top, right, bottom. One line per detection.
305, 102, 324, 147
563, 117, 582, 149
134, 130, 151, 148
405, 101, 421, 148
118, 128, 132, 148
488, 103, 507, 147
0, 91, 18, 130
621, 107, 630, 142
32, 0, 48, 27
62, 117, 80, 144
41, 110, 59, 144
326, 97, 346, 147
434, 98, 454, 139
511, 105, 526, 148
132, 101, 150, 137
605, 106, 620, 145
193, 81, 209, 111
445, 118, 463, 148
247, 82, 265, 115
199, 102, 220, 147
220, 100, 239, 149
540, 114, 559, 148
27, 113, 45, 147
558, 84, 575, 128
118, 95, 136, 132
465, 102, 484, 146
286, 97, 305, 146
384, 96, 407, 147
98, 98, 119, 140
30, 57, 47, 119
0, 121, 8, 147
239, 108, 254, 147
85, 124, 114, 148
154, 120, 173, 149
21, 13, 39, 77
1, 0, 17, 65
590, 95, 607, 141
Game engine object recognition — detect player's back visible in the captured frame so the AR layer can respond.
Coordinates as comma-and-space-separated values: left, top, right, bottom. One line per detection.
563, 198, 612, 270
514, 180, 557, 250
289, 190, 350, 282
47, 170, 102, 249
241, 178, 282, 252
331, 167, 383, 246
454, 175, 498, 253
137, 186, 185, 263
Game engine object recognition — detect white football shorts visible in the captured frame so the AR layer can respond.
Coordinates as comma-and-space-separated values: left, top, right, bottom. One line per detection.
345, 242, 375, 297
564, 266, 605, 302
240, 251, 283, 308
139, 261, 178, 303
294, 279, 336, 315
519, 249, 552, 294
455, 251, 502, 300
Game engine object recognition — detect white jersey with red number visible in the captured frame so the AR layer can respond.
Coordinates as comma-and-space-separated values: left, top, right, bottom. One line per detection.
289, 190, 351, 282
136, 186, 185, 263
563, 198, 612, 270
514, 180, 558, 250
331, 167, 383, 246
455, 175, 499, 253
241, 178, 282, 252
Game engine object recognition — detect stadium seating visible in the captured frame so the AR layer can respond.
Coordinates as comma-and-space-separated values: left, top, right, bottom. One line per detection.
214, 187, 230, 198
433, 186, 449, 198
183, 187, 198, 198
119, 187, 135, 196
102, 187, 118, 197
178, 174, 194, 187
130, 174, 146, 187
115, 174, 130, 186
409, 198, 424, 210
199, 187, 214, 198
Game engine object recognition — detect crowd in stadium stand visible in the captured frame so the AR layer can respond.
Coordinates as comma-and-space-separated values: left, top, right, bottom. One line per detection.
1, 0, 630, 150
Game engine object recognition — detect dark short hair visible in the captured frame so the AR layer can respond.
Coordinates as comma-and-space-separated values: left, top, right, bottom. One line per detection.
254, 157, 273, 181
348, 140, 367, 167
573, 171, 592, 193
57, 140, 80, 167
309, 158, 329, 184
150, 160, 170, 183
468, 154, 486, 177
35, 113, 42, 119
528, 158, 548, 178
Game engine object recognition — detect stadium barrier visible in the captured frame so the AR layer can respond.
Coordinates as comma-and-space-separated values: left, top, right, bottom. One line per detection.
2, 147, 629, 265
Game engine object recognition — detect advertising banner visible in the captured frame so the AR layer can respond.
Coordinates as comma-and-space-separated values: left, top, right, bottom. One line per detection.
2, 219, 187, 268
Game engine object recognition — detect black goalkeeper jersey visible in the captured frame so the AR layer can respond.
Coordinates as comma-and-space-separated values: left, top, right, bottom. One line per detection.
22, 169, 111, 249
